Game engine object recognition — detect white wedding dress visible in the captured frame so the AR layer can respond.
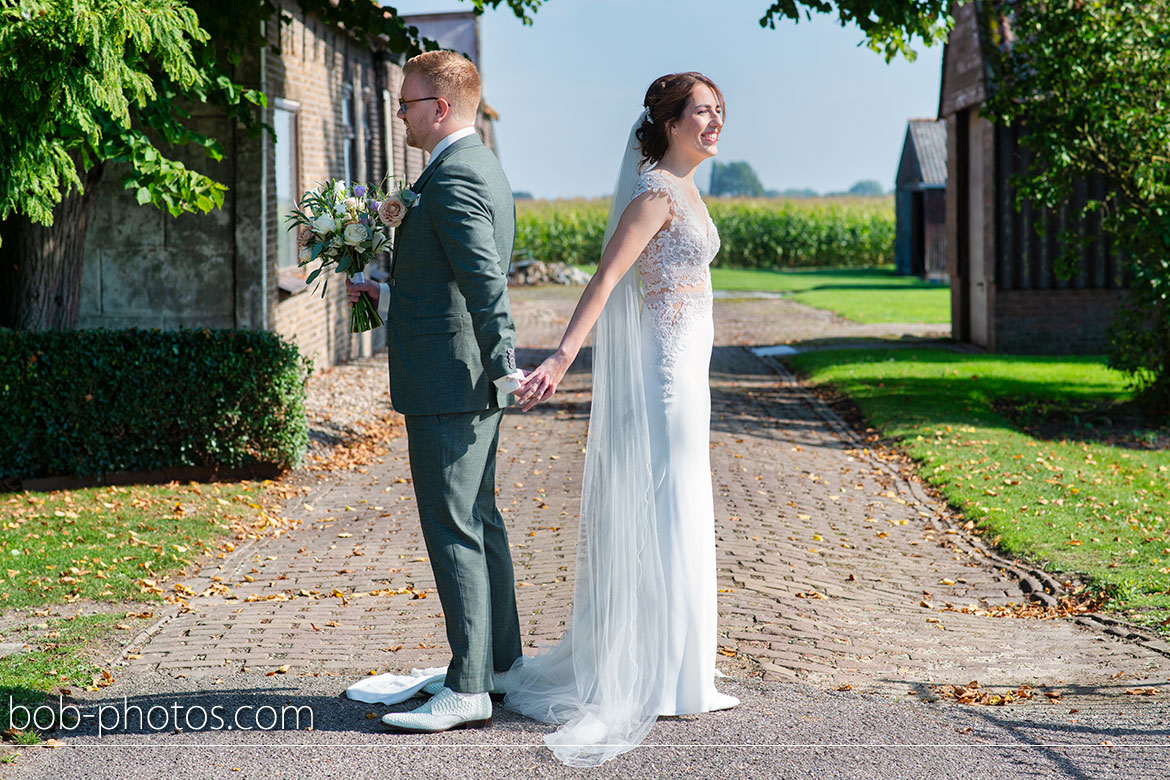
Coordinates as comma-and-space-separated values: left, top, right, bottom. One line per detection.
633, 169, 731, 716
502, 136, 738, 765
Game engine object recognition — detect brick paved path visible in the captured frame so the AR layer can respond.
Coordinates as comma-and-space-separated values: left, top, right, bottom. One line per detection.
117, 291, 1169, 698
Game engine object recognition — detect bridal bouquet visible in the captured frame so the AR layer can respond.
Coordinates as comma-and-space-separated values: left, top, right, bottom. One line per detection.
286, 178, 414, 333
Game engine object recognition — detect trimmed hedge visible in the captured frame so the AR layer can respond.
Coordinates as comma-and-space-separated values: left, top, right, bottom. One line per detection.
515, 196, 895, 269
0, 328, 312, 481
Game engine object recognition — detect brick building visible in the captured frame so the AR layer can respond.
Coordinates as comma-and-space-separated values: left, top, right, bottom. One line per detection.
939, 0, 1125, 353
78, 6, 499, 371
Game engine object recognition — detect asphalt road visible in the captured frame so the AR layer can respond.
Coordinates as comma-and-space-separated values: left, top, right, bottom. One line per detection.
5, 670, 1169, 780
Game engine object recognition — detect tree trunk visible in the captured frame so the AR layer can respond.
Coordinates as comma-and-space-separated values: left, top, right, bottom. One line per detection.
0, 162, 105, 331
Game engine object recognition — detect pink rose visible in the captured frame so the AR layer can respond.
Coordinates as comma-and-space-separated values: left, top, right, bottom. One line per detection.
378, 193, 407, 227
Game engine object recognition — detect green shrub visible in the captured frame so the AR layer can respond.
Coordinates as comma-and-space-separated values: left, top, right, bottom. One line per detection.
0, 328, 312, 481
515, 196, 894, 269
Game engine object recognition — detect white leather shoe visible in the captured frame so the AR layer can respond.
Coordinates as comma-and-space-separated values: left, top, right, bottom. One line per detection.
421, 669, 512, 698
381, 687, 492, 733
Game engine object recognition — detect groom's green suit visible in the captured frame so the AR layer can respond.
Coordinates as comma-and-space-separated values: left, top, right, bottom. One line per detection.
378, 132, 522, 693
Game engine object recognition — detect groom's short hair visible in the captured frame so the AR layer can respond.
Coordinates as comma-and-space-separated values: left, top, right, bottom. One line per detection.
403, 51, 481, 122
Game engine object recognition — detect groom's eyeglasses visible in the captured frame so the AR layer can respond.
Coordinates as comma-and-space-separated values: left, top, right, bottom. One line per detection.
398, 96, 441, 111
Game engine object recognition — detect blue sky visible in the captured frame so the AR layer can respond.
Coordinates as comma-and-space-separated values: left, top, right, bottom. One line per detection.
388, 1, 943, 198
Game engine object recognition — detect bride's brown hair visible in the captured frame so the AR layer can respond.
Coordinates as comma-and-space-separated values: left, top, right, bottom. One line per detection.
635, 72, 725, 166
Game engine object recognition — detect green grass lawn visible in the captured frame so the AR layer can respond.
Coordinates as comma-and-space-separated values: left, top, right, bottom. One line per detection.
0, 482, 264, 610
0, 480, 267, 743
710, 266, 951, 324
0, 611, 148, 739
570, 265, 951, 324
787, 349, 1170, 629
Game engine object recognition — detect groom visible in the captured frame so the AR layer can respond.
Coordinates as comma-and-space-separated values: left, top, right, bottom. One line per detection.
347, 50, 525, 733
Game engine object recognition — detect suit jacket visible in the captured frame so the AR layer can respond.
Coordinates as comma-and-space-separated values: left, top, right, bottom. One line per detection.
381, 133, 517, 416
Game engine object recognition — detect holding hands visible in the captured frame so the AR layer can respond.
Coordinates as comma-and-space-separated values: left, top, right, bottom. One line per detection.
516, 349, 571, 411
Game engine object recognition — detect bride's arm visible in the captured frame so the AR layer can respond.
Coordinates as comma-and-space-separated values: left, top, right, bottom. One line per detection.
516, 191, 670, 411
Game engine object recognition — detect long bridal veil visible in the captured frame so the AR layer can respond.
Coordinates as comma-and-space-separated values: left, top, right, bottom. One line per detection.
503, 118, 667, 767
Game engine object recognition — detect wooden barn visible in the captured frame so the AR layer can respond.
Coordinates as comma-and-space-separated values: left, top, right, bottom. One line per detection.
894, 119, 948, 281
938, 0, 1126, 353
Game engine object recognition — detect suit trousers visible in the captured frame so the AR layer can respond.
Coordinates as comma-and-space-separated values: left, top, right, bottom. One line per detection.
404, 408, 522, 693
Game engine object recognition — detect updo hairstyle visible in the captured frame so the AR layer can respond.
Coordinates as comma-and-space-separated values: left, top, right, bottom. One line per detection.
635, 72, 725, 166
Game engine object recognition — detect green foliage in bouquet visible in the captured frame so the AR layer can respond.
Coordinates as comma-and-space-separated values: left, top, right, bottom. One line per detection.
515, 196, 894, 269
0, 328, 311, 481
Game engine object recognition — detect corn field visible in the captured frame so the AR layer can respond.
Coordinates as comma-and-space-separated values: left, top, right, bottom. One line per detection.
515, 196, 895, 269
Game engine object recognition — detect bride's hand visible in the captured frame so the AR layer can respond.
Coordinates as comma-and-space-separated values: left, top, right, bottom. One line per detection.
517, 351, 570, 411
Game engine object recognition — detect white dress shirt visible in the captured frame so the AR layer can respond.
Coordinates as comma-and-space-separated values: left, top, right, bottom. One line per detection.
377, 126, 525, 396
427, 125, 478, 162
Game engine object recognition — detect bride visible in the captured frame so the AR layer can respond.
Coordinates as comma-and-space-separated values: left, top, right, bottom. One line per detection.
506, 71, 739, 766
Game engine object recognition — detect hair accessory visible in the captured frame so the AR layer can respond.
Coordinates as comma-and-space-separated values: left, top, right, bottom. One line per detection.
643, 105, 653, 124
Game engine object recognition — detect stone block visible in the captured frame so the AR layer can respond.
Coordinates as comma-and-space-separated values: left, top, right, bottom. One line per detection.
86, 168, 167, 250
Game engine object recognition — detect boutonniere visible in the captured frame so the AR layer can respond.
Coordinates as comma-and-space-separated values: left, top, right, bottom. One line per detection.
377, 180, 420, 228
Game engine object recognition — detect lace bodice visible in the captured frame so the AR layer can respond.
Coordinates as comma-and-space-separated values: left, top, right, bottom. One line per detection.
633, 169, 720, 297
632, 169, 720, 393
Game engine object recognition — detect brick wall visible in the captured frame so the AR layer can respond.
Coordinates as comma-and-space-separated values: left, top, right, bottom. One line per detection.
990, 288, 1125, 354
266, 3, 390, 372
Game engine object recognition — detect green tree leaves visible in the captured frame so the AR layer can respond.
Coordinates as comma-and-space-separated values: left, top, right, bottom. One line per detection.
758, 0, 951, 61
0, 0, 212, 226
709, 161, 766, 198
981, 0, 1170, 408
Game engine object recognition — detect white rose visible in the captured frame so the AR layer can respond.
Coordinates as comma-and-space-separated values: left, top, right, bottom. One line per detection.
343, 222, 367, 247
333, 180, 347, 196
345, 197, 360, 211
312, 213, 336, 234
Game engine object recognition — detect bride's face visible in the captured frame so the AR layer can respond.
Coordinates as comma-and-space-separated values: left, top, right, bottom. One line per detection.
668, 84, 723, 161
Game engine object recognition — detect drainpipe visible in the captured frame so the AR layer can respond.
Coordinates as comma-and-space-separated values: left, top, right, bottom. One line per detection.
259, 25, 268, 330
